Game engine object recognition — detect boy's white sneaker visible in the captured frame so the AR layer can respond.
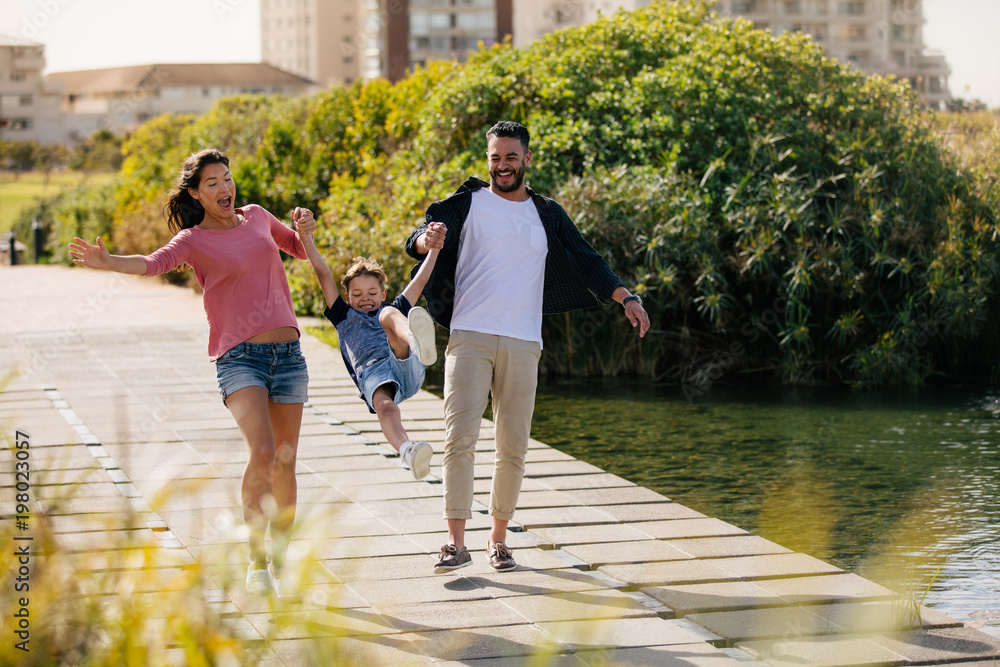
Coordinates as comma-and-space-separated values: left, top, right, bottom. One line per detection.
407, 306, 437, 366
401, 440, 433, 480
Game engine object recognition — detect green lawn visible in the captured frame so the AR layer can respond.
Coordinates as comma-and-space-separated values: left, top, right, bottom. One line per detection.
0, 170, 115, 232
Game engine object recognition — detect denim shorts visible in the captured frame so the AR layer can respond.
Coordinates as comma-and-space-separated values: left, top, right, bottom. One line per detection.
358, 352, 425, 412
215, 339, 309, 404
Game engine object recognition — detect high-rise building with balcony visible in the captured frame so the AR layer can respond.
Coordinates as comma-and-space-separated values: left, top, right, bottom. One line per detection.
262, 0, 512, 84
262, 0, 950, 107
260, 0, 363, 88
713, 0, 951, 108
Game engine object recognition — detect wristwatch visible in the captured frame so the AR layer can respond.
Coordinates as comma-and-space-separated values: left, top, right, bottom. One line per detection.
623, 294, 642, 307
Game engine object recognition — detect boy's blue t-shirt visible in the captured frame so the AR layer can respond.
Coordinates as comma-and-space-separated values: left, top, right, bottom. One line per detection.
323, 294, 411, 394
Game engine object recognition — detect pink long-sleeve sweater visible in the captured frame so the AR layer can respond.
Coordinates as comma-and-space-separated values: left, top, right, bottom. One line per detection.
142, 204, 307, 361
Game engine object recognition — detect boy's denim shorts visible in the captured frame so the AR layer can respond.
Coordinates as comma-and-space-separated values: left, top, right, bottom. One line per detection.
215, 340, 309, 405
358, 352, 425, 411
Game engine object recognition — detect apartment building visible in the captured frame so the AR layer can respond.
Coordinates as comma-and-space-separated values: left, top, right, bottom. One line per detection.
262, 0, 512, 84
0, 35, 68, 144
260, 0, 366, 87
262, 0, 949, 106
48, 63, 315, 139
713, 0, 951, 108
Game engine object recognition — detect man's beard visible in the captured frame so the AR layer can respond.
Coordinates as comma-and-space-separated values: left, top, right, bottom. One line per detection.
490, 165, 525, 193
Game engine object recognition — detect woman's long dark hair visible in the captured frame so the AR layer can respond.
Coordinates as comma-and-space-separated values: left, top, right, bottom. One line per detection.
163, 149, 231, 234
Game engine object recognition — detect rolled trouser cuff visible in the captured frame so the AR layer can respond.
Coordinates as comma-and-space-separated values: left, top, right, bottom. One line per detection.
489, 507, 515, 521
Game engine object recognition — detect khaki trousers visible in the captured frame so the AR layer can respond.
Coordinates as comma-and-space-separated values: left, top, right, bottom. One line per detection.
442, 330, 541, 521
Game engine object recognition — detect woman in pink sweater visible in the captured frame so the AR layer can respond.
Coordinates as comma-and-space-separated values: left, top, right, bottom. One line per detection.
69, 148, 313, 597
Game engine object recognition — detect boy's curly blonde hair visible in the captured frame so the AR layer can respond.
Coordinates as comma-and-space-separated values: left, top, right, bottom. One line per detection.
341, 256, 387, 291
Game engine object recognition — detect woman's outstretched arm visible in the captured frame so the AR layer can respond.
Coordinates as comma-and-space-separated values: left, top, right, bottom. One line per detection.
69, 237, 148, 275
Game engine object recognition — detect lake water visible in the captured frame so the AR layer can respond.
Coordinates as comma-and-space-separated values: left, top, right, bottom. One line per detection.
525, 378, 1000, 636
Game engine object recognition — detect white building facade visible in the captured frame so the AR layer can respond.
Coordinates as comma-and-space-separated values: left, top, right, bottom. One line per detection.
48, 63, 315, 139
0, 36, 68, 144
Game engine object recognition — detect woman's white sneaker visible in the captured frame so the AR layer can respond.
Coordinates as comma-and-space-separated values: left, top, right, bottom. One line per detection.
246, 564, 271, 595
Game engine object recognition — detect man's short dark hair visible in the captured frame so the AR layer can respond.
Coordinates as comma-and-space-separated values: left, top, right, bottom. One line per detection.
487, 121, 529, 152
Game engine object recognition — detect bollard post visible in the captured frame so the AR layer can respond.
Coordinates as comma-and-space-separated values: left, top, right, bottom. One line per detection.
33, 219, 43, 263
9, 231, 17, 266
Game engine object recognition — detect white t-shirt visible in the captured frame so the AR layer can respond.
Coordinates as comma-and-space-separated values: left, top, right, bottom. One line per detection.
451, 188, 548, 345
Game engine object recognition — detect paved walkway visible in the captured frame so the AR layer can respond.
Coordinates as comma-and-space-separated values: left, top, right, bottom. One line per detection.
3, 265, 1000, 666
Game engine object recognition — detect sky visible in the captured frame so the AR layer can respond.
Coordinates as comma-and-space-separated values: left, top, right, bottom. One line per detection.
0, 0, 998, 106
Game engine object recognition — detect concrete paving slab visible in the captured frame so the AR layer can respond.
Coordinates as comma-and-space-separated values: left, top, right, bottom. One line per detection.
641, 581, 783, 616
667, 536, 791, 559
379, 598, 528, 632
304, 534, 429, 560
529, 523, 654, 548
535, 473, 637, 491
809, 600, 961, 634
563, 540, 693, 567
436, 655, 587, 667
687, 605, 842, 643
561, 486, 672, 506
525, 461, 606, 477
270, 635, 432, 666
537, 616, 708, 650
400, 623, 558, 661
514, 506, 617, 529
65, 547, 196, 571
301, 453, 395, 473
244, 607, 402, 639
753, 573, 896, 605
357, 496, 443, 517
872, 626, 1000, 663
597, 503, 707, 523
289, 484, 353, 504
476, 476, 549, 495
599, 560, 736, 588
336, 480, 442, 502
347, 575, 490, 607
321, 553, 444, 582
55, 527, 161, 552
297, 582, 372, 610
317, 467, 420, 486
524, 448, 578, 463
501, 589, 658, 624
574, 643, 747, 666
35, 494, 134, 515
736, 634, 905, 665
479, 490, 584, 510
462, 568, 618, 598
633, 518, 749, 540
711, 553, 843, 580
379, 513, 497, 538
47, 512, 138, 533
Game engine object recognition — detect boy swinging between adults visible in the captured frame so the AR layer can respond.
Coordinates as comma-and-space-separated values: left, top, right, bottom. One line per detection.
406, 121, 650, 573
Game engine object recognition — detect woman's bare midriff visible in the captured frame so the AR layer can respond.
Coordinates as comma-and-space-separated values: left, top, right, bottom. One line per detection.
246, 326, 299, 343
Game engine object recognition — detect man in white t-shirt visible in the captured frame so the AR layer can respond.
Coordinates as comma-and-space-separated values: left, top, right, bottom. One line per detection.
406, 121, 650, 573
